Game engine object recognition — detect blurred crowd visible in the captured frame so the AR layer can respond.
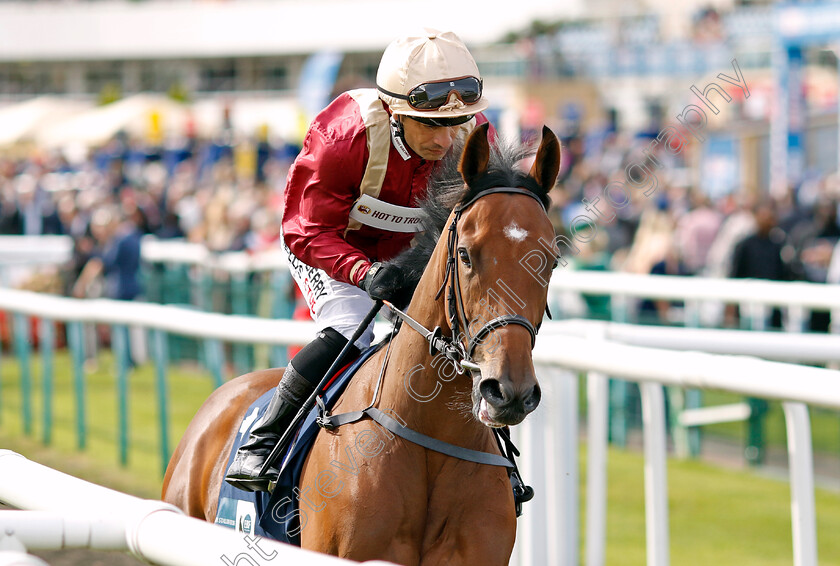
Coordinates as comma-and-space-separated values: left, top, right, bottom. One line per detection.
551, 123, 840, 331
1, 116, 839, 332
0, 128, 298, 303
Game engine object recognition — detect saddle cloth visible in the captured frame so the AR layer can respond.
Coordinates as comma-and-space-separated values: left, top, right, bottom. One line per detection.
215, 343, 383, 545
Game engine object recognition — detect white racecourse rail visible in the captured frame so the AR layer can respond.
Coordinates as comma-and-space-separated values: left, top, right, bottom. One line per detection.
0, 278, 838, 565
139, 238, 840, 323
519, 327, 840, 566
141, 237, 840, 329
547, 270, 840, 332
0, 451, 395, 566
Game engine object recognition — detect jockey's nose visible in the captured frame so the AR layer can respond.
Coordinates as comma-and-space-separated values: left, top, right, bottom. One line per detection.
432, 126, 458, 150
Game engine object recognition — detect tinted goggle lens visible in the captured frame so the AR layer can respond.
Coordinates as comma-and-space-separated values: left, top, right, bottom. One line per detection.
407, 77, 482, 110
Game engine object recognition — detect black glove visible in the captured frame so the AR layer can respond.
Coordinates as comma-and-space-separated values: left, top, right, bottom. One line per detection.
359, 262, 405, 302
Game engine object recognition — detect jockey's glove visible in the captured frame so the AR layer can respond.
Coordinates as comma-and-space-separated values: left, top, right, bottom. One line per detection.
359, 261, 404, 302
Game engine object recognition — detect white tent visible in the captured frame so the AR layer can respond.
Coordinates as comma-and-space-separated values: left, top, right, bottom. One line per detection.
0, 96, 92, 147
35, 93, 191, 149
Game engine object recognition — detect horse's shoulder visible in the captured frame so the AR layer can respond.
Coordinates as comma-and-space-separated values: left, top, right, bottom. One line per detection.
328, 346, 390, 413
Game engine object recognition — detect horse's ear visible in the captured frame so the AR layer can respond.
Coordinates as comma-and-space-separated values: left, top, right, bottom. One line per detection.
458, 122, 491, 186
529, 126, 561, 193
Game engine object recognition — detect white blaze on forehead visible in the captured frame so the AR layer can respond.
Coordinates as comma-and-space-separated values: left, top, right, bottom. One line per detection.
504, 221, 529, 242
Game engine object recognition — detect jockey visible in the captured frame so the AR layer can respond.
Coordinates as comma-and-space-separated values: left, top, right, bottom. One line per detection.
225, 29, 493, 492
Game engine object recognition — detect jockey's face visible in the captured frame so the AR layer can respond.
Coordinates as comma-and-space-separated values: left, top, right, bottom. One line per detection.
400, 116, 460, 161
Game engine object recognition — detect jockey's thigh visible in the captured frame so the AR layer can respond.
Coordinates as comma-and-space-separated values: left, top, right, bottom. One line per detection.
285, 245, 376, 350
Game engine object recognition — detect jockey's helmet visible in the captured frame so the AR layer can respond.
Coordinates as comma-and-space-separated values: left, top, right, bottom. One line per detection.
376, 29, 489, 127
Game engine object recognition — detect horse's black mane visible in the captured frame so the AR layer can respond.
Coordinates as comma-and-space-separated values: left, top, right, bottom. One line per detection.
387, 138, 549, 305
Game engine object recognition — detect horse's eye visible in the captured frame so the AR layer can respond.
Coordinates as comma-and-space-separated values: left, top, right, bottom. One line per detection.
458, 247, 472, 268
552, 256, 560, 270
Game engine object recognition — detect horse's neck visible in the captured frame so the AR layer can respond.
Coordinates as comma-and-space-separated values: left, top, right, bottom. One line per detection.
376, 244, 492, 450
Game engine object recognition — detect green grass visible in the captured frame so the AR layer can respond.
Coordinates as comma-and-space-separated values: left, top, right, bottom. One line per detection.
592, 445, 840, 565
701, 390, 840, 454
0, 349, 215, 498
2, 349, 840, 563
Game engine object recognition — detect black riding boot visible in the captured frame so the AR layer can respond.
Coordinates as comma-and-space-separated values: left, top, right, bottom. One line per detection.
224, 327, 360, 492
224, 364, 313, 492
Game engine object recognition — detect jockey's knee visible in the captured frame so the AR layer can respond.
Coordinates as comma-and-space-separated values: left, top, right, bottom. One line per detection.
290, 327, 362, 386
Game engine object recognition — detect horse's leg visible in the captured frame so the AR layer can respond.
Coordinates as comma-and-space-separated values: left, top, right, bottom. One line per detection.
162, 369, 286, 520
418, 462, 516, 566
296, 418, 429, 565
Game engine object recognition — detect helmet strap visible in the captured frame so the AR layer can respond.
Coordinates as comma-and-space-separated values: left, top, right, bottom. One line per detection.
389, 116, 412, 161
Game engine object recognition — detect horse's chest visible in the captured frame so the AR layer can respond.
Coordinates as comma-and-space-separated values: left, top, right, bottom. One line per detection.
414, 463, 515, 559
304, 423, 515, 564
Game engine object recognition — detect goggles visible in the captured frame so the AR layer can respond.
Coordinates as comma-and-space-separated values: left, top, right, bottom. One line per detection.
378, 76, 483, 111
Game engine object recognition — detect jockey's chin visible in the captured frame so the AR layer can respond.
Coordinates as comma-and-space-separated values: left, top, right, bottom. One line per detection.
422, 146, 448, 160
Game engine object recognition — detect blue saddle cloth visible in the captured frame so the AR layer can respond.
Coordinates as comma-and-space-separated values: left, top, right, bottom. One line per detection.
215, 343, 382, 545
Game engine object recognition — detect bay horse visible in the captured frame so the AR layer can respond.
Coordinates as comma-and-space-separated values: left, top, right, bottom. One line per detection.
162, 123, 561, 565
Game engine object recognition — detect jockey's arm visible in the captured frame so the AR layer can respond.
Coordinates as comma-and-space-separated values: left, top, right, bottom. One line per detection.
282, 122, 374, 286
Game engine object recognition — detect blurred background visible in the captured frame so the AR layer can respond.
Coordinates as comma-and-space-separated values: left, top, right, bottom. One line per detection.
2, 1, 840, 564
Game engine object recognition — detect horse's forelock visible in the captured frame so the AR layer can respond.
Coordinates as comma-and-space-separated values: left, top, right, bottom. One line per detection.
458, 141, 549, 210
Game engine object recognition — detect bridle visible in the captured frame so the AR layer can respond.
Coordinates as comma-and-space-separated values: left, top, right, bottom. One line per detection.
442, 186, 545, 362
390, 185, 547, 375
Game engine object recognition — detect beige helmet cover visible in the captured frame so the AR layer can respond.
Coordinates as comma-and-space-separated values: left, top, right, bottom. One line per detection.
376, 28, 489, 120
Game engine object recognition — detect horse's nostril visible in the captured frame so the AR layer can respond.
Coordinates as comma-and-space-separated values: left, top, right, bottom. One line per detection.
523, 384, 541, 412
479, 379, 506, 407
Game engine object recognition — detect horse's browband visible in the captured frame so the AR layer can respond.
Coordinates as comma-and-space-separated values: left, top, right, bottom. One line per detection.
455, 186, 547, 213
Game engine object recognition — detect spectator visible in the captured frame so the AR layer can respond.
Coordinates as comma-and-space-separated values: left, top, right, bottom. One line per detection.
0, 187, 22, 234
703, 194, 756, 279
728, 202, 792, 328
674, 191, 722, 275
640, 242, 690, 324
792, 197, 840, 331
73, 207, 142, 302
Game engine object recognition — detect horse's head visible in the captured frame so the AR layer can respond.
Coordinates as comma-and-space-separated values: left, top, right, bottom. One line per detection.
446, 123, 561, 427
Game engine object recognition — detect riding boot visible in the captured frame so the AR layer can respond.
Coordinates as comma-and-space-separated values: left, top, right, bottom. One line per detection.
224, 364, 313, 492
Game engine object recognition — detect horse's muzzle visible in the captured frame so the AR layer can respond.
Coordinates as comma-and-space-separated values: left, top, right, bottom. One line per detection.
476, 377, 541, 426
